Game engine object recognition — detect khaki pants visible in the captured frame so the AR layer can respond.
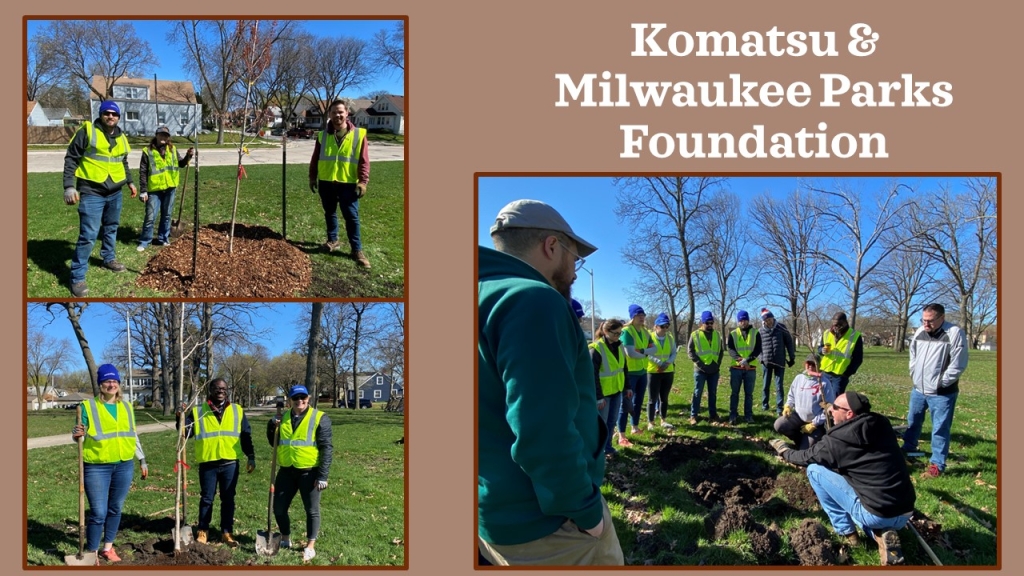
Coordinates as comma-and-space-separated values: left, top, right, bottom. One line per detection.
478, 496, 624, 566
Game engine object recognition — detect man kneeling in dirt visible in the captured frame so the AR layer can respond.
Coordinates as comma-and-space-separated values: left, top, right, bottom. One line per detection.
769, 392, 915, 566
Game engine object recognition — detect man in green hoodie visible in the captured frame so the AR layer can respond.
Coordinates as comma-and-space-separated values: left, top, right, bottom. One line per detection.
477, 199, 623, 566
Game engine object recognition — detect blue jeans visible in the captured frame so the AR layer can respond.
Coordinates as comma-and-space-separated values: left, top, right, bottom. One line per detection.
761, 364, 786, 413
83, 460, 135, 551
729, 367, 756, 421
318, 182, 361, 251
71, 190, 123, 284
806, 464, 911, 536
691, 371, 720, 419
621, 373, 647, 430
198, 461, 240, 533
600, 392, 622, 453
139, 188, 176, 247
902, 388, 958, 471
821, 372, 850, 396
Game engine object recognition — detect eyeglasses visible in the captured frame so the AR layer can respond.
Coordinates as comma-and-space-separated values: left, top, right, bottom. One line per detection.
607, 330, 622, 337
557, 240, 586, 271
101, 111, 120, 117
703, 320, 714, 325
922, 315, 943, 326
213, 388, 228, 393
830, 404, 851, 413
292, 394, 309, 401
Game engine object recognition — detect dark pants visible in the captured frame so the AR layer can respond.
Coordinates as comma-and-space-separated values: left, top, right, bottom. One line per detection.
318, 181, 361, 251
729, 367, 756, 421
197, 460, 239, 533
647, 372, 673, 421
274, 466, 322, 541
774, 413, 825, 449
761, 363, 786, 414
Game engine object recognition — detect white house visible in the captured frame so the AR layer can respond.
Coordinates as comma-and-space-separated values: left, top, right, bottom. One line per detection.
89, 75, 203, 137
26, 101, 49, 126
352, 94, 405, 135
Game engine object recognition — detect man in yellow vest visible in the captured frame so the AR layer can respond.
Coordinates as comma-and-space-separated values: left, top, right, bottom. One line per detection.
267, 384, 334, 563
619, 305, 656, 443
137, 125, 193, 251
817, 312, 864, 396
179, 378, 255, 547
307, 98, 372, 269
726, 310, 762, 425
62, 100, 138, 298
687, 311, 724, 424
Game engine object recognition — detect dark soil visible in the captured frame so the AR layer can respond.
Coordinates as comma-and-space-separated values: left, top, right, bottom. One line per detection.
789, 518, 840, 566
118, 538, 234, 566
136, 223, 312, 298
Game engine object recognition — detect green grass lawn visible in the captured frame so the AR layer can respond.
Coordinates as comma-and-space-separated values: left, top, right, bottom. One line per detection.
26, 407, 405, 566
26, 408, 180, 438
26, 162, 405, 298
601, 347, 997, 566
28, 131, 402, 151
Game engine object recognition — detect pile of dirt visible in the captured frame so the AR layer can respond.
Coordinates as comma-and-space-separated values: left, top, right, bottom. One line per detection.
136, 223, 312, 298
117, 538, 234, 566
789, 518, 840, 566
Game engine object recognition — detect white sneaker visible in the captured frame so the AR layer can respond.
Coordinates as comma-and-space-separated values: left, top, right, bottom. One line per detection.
661, 420, 676, 429
647, 422, 655, 431
137, 245, 146, 252
302, 548, 316, 562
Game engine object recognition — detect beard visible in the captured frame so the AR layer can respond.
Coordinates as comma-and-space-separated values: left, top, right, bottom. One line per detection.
550, 255, 576, 301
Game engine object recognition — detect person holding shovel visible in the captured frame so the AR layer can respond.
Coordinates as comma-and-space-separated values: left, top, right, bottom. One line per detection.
308, 98, 372, 269
726, 310, 762, 425
137, 125, 193, 251
266, 385, 333, 563
62, 100, 138, 298
70, 364, 148, 563
177, 378, 255, 547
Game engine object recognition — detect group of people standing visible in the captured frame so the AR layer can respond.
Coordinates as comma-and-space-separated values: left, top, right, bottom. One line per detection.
62, 98, 371, 297
72, 370, 332, 564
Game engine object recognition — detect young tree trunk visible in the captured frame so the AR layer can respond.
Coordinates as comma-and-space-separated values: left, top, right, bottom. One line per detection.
305, 302, 324, 406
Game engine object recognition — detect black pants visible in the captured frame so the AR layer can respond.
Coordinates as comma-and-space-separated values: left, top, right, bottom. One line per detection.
647, 372, 674, 421
773, 413, 825, 449
273, 466, 322, 541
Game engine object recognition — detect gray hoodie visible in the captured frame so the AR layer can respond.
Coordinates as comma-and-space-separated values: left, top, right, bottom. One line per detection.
909, 320, 968, 396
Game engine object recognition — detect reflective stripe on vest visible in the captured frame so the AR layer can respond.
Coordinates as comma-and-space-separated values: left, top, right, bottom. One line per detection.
192, 404, 244, 463
820, 330, 861, 375
316, 127, 365, 183
730, 327, 759, 367
82, 399, 136, 464
590, 340, 625, 396
144, 145, 180, 191
623, 324, 652, 372
73, 121, 130, 185
691, 330, 721, 365
278, 408, 325, 469
646, 332, 676, 373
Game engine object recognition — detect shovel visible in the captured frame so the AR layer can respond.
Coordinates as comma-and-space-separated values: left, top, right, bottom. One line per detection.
65, 405, 98, 566
173, 410, 194, 552
256, 402, 284, 555
170, 162, 191, 237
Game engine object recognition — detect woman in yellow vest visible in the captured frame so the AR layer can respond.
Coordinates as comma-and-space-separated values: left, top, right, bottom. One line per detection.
137, 125, 193, 251
645, 314, 677, 430
267, 385, 334, 563
70, 364, 148, 564
590, 319, 625, 455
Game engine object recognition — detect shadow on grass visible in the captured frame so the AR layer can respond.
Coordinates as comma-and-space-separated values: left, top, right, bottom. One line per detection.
27, 239, 73, 285
26, 518, 73, 563
926, 489, 998, 536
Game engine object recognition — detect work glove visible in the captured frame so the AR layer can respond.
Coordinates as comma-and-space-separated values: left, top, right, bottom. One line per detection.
185, 147, 195, 161
739, 358, 749, 368
597, 398, 607, 411
128, 183, 138, 198
272, 414, 283, 426
140, 459, 149, 480
64, 187, 80, 205
782, 405, 794, 417
140, 192, 149, 203
582, 517, 604, 539
786, 358, 795, 368
355, 182, 367, 198
71, 424, 85, 440
246, 458, 256, 474
769, 438, 791, 455
800, 423, 817, 435
309, 177, 318, 193
316, 480, 328, 491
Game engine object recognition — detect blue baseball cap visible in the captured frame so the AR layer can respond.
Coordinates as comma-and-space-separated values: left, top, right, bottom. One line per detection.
97, 363, 121, 383
571, 299, 585, 319
99, 100, 121, 116
289, 384, 309, 398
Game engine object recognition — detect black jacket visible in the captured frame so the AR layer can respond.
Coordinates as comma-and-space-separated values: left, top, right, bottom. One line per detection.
782, 412, 915, 518
759, 322, 795, 368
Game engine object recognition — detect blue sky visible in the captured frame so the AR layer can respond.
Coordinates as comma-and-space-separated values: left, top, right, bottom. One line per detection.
477, 175, 987, 321
25, 18, 405, 97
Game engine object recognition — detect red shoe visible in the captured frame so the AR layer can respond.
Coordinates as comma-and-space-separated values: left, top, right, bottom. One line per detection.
99, 547, 122, 562
617, 436, 633, 447
922, 464, 942, 478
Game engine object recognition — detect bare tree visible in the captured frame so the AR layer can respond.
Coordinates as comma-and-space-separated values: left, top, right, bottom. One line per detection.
865, 245, 936, 352
307, 36, 373, 112
620, 236, 689, 340
43, 303, 100, 396
35, 20, 157, 100
696, 191, 758, 330
614, 176, 726, 336
27, 328, 71, 410
304, 302, 324, 405
367, 21, 405, 75
27, 36, 62, 101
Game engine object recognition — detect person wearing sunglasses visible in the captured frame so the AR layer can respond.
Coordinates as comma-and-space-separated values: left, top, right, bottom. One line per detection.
62, 100, 139, 298
817, 312, 864, 396
726, 309, 762, 425
645, 313, 677, 431
770, 392, 915, 566
686, 311, 724, 425
619, 305, 656, 444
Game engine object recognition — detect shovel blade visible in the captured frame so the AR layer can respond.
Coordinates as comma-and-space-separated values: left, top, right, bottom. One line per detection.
64, 551, 98, 566
174, 524, 195, 548
255, 530, 282, 556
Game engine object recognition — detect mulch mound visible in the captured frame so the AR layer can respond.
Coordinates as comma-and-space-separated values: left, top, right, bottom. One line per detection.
136, 223, 312, 298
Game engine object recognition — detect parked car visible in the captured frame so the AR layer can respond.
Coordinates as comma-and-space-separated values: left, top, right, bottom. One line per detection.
286, 126, 314, 139
340, 398, 373, 409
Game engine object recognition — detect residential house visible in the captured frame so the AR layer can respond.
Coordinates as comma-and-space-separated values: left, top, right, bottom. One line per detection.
88, 75, 203, 137
352, 94, 405, 134
26, 101, 49, 126
347, 372, 404, 404
43, 107, 72, 126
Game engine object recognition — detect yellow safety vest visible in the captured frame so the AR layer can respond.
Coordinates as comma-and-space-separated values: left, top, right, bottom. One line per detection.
143, 145, 180, 191
278, 408, 325, 469
730, 327, 759, 368
623, 324, 652, 372
81, 399, 137, 464
589, 339, 625, 396
820, 329, 862, 375
73, 121, 131, 186
316, 127, 366, 183
192, 404, 244, 463
646, 332, 676, 373
691, 329, 721, 365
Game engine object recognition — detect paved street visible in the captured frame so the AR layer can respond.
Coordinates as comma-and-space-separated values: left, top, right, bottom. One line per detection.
26, 138, 404, 173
